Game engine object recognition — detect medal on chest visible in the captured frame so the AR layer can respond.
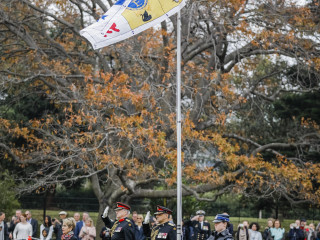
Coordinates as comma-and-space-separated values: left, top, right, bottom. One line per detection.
203, 226, 208, 231
114, 227, 122, 232
157, 233, 168, 239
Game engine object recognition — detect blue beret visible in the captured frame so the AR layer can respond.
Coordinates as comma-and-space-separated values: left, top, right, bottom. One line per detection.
213, 214, 230, 223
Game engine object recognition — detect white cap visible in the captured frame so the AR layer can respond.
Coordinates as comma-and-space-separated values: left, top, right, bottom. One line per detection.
59, 211, 67, 215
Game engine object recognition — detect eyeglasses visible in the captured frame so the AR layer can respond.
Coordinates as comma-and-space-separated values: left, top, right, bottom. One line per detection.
137, 218, 142, 219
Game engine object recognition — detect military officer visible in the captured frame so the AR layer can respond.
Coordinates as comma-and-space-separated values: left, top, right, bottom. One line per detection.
143, 205, 176, 240
208, 214, 233, 240
190, 210, 211, 240
101, 202, 136, 240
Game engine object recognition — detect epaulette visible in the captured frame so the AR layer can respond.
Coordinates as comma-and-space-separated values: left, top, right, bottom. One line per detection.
168, 223, 175, 227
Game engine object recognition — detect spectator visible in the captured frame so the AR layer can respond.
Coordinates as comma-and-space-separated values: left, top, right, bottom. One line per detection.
74, 212, 89, 240
236, 221, 250, 240
132, 212, 138, 224
25, 211, 38, 238
182, 220, 190, 240
135, 214, 146, 240
79, 218, 96, 240
249, 223, 262, 240
263, 219, 274, 240
270, 220, 285, 240
74, 214, 81, 224
54, 211, 68, 240
301, 220, 307, 240
40, 216, 53, 240
0, 212, 9, 240
99, 226, 111, 240
288, 220, 304, 240
315, 223, 320, 240
9, 210, 22, 239
306, 224, 316, 240
13, 213, 32, 240
61, 218, 77, 240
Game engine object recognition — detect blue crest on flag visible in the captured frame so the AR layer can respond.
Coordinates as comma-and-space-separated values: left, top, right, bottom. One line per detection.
115, 0, 148, 10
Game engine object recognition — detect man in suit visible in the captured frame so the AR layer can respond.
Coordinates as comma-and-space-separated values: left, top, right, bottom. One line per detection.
74, 213, 81, 223
74, 212, 90, 240
8, 210, 21, 239
25, 211, 38, 238
0, 212, 9, 240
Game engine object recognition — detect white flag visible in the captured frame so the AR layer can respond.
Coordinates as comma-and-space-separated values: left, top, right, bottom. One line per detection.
80, 0, 186, 50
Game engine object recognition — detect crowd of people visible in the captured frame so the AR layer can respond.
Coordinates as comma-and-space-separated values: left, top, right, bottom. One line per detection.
0, 206, 320, 240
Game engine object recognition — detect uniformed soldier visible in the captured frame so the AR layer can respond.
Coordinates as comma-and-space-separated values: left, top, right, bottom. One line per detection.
143, 205, 176, 240
207, 214, 233, 240
190, 210, 211, 240
101, 202, 136, 240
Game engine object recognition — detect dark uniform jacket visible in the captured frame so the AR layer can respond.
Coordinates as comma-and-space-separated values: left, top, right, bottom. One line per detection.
192, 221, 211, 240
143, 221, 176, 240
102, 216, 135, 240
208, 229, 233, 240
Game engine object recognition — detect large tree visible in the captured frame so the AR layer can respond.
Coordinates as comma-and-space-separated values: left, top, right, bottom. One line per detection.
0, 0, 319, 223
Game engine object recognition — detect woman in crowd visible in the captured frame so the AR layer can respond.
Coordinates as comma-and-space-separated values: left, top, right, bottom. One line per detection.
13, 213, 33, 240
249, 222, 262, 240
135, 214, 146, 240
40, 216, 54, 240
270, 220, 285, 240
79, 217, 96, 240
306, 223, 316, 240
61, 218, 77, 240
236, 221, 250, 240
263, 219, 274, 240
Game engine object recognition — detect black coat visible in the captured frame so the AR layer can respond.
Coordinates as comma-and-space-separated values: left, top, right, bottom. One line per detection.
102, 216, 135, 240
143, 222, 176, 240
288, 228, 304, 240
53, 221, 63, 240
9, 220, 18, 233
1, 221, 10, 240
263, 228, 273, 240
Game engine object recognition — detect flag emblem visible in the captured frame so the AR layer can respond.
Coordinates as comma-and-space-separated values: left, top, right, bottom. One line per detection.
128, 0, 148, 10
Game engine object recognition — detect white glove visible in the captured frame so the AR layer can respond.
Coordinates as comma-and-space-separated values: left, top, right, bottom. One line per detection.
102, 206, 109, 218
144, 211, 150, 224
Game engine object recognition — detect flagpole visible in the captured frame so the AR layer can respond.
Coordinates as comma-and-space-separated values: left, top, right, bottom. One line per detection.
176, 9, 182, 240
